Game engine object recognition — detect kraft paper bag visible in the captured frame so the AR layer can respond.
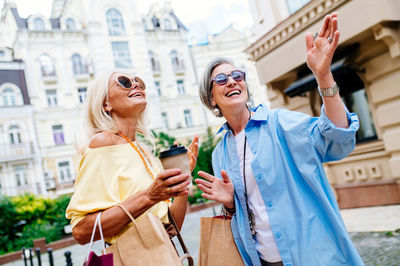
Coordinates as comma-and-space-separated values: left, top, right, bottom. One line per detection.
106, 205, 181, 266
198, 216, 244, 266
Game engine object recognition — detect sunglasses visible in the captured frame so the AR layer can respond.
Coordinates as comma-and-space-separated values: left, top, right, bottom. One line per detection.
116, 75, 146, 90
212, 70, 245, 86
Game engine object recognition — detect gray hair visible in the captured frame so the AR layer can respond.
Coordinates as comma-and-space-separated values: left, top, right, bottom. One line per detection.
199, 57, 249, 117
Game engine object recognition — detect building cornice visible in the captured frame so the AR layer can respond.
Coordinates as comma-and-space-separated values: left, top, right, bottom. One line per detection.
245, 0, 349, 61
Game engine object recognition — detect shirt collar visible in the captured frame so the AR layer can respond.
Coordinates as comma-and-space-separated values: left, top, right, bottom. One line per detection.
215, 104, 269, 135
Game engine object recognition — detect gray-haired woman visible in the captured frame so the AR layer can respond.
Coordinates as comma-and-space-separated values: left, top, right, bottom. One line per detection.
195, 13, 364, 266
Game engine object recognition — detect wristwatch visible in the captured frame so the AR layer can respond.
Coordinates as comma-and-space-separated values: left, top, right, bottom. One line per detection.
318, 82, 339, 97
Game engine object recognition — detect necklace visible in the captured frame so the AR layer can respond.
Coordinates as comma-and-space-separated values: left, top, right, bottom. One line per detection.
118, 131, 155, 180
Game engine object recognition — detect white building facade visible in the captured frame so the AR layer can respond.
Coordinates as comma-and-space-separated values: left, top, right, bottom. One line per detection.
0, 0, 268, 196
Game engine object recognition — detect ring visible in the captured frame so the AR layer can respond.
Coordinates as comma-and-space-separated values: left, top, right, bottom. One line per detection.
167, 187, 171, 194
328, 37, 333, 43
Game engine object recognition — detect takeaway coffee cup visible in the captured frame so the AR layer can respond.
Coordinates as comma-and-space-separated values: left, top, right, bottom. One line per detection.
159, 145, 192, 188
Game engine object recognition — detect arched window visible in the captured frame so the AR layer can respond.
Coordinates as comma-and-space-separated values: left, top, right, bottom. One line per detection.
163, 18, 172, 30
3, 88, 16, 106
9, 125, 22, 144
71, 53, 84, 75
106, 8, 125, 36
33, 17, 45, 30
39, 54, 56, 77
170, 50, 184, 71
65, 18, 76, 30
148, 50, 160, 72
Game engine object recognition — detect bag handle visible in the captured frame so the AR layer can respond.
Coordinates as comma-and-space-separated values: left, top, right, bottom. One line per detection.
116, 204, 136, 223
84, 212, 107, 262
168, 208, 194, 266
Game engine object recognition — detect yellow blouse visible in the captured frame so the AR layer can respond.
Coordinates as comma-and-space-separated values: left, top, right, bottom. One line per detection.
65, 142, 169, 244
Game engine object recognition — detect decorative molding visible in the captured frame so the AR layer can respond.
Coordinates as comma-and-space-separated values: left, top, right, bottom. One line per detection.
246, 0, 349, 61
372, 23, 400, 59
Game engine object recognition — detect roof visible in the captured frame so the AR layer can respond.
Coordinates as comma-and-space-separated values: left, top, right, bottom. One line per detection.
11, 8, 27, 28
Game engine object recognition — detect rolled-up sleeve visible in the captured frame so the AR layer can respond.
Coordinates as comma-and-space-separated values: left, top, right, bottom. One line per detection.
311, 104, 359, 163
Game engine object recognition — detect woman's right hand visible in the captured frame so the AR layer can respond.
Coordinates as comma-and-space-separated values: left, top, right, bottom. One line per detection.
146, 168, 190, 203
196, 170, 234, 209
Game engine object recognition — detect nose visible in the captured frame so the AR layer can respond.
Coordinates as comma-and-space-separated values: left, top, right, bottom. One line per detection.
226, 75, 236, 87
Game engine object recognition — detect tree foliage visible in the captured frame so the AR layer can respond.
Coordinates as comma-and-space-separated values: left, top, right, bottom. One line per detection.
0, 194, 71, 255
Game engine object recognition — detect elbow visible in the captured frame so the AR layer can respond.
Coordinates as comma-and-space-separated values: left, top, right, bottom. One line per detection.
72, 226, 90, 245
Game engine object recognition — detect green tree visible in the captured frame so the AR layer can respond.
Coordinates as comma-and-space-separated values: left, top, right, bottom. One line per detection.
189, 127, 221, 205
152, 130, 176, 156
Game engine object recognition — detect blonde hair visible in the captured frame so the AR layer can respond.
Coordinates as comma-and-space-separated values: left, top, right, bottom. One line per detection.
84, 71, 154, 149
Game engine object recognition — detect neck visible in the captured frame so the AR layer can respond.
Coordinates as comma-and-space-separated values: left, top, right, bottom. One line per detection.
223, 105, 250, 136
114, 116, 138, 141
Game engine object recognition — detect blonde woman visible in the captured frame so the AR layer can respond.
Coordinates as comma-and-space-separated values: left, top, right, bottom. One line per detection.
66, 71, 198, 245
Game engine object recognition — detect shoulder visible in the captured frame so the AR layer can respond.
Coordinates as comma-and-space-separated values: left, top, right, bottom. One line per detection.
88, 131, 125, 149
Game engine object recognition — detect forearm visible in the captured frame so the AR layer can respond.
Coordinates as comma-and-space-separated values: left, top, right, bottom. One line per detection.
316, 73, 349, 128
72, 190, 157, 244
170, 194, 188, 230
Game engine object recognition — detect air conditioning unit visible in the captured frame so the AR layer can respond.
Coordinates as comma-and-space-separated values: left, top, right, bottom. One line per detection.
44, 171, 56, 190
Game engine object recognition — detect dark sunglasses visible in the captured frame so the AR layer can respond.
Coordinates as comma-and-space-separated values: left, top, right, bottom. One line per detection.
212, 70, 245, 86
116, 75, 146, 90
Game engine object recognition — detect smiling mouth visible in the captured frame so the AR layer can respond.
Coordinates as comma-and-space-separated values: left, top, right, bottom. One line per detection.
128, 91, 144, 97
225, 89, 241, 97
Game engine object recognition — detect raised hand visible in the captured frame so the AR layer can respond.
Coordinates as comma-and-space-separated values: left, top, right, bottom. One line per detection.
305, 12, 339, 88
187, 134, 199, 172
195, 170, 234, 209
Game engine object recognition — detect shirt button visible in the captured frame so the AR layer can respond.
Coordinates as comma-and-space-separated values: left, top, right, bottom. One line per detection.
267, 201, 273, 207
257, 174, 262, 179
275, 233, 281, 239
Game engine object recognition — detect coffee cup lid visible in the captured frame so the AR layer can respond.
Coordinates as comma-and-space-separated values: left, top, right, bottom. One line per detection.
159, 145, 187, 159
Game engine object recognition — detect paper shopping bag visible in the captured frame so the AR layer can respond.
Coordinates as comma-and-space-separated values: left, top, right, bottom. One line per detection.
105, 205, 181, 266
198, 216, 244, 266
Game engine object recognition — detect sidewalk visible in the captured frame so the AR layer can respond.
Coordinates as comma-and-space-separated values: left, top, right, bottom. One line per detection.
3, 204, 399, 265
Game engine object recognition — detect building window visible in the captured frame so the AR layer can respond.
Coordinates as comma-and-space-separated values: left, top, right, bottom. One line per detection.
78, 87, 87, 103
9, 125, 22, 144
177, 80, 185, 95
58, 161, 73, 182
0, 50, 5, 58
148, 50, 160, 72
111, 42, 132, 68
342, 88, 377, 143
170, 50, 184, 72
33, 17, 45, 30
155, 81, 161, 96
39, 54, 56, 77
52, 125, 65, 145
3, 88, 16, 106
46, 90, 58, 107
161, 112, 169, 129
14, 165, 28, 187
65, 18, 76, 30
163, 18, 172, 30
184, 109, 193, 127
72, 53, 86, 75
285, 0, 311, 14
106, 8, 125, 36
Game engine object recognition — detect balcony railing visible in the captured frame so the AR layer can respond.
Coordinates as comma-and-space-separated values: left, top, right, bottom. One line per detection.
0, 142, 34, 162
172, 60, 185, 73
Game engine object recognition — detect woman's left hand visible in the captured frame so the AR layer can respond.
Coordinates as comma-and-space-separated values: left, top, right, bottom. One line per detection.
188, 134, 199, 172
305, 12, 339, 87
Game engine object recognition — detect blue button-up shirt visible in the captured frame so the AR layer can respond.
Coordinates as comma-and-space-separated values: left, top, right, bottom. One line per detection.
212, 104, 364, 266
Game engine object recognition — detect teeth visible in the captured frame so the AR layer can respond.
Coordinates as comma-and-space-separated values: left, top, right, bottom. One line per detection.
226, 90, 240, 97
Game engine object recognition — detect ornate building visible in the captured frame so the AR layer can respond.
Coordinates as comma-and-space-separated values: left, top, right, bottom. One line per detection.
246, 0, 400, 208
0, 0, 268, 196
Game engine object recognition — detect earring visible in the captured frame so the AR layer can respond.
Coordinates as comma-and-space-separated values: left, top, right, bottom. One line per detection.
212, 108, 220, 116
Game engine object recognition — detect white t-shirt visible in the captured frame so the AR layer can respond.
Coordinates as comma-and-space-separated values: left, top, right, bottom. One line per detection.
235, 130, 282, 262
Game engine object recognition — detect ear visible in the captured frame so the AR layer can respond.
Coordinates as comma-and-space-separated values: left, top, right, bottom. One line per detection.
103, 100, 112, 112
211, 96, 216, 107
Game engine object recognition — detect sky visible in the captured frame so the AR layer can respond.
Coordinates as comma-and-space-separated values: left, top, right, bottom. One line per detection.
0, 0, 254, 40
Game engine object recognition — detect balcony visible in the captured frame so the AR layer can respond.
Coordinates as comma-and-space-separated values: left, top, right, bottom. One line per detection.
0, 142, 34, 162
151, 61, 161, 75
172, 60, 185, 74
